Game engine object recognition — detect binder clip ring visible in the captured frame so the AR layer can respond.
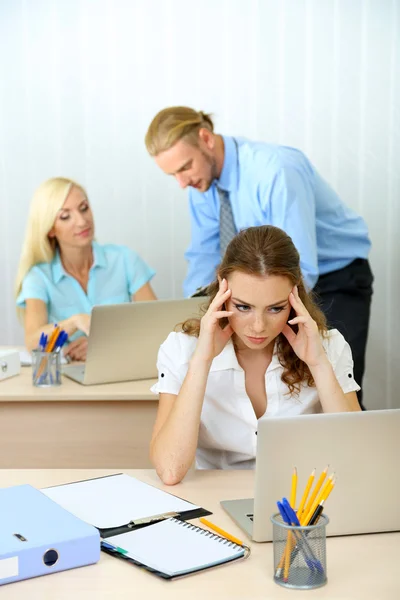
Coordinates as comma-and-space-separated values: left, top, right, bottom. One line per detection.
43, 548, 59, 567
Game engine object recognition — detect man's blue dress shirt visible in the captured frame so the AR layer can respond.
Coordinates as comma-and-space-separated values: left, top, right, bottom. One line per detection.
184, 136, 371, 296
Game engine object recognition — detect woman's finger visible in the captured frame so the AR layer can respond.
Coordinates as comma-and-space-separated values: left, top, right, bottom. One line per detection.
66, 339, 87, 359
289, 290, 309, 316
209, 288, 232, 311
66, 340, 79, 351
203, 310, 233, 325
215, 277, 228, 295
282, 324, 297, 346
75, 348, 86, 361
289, 289, 302, 307
288, 316, 308, 325
212, 310, 234, 319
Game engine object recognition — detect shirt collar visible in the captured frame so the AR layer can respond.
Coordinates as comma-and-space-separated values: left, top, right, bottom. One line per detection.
92, 241, 107, 269
51, 249, 66, 284
209, 339, 282, 373
210, 339, 243, 372
51, 241, 106, 284
215, 136, 239, 193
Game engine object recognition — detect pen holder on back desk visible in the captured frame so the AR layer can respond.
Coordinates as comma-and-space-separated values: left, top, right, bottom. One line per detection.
32, 350, 61, 387
270, 512, 328, 590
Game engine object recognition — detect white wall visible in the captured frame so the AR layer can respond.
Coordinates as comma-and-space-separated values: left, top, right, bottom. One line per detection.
0, 0, 399, 408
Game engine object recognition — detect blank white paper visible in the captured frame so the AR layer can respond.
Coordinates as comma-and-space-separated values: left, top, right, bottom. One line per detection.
41, 474, 200, 529
105, 518, 244, 576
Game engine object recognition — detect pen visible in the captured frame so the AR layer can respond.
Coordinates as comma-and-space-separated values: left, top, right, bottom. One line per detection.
282, 498, 323, 573
199, 517, 244, 546
54, 330, 68, 351
291, 499, 326, 567
282, 500, 324, 571
308, 499, 325, 526
275, 501, 312, 579
129, 511, 179, 526
38, 333, 45, 351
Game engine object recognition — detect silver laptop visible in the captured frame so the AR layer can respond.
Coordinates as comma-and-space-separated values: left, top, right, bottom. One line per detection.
221, 409, 400, 542
62, 298, 205, 385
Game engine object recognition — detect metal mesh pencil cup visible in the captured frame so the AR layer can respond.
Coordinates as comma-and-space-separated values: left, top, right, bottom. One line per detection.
32, 350, 62, 387
270, 512, 328, 590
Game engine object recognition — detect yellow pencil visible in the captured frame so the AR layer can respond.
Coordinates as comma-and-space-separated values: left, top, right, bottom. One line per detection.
199, 517, 244, 546
296, 468, 315, 518
301, 473, 335, 526
290, 467, 297, 509
276, 467, 299, 576
304, 478, 336, 526
302, 465, 328, 518
283, 531, 293, 582
322, 477, 335, 503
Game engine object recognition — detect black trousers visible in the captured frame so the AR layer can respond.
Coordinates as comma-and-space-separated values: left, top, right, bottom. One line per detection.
313, 259, 374, 410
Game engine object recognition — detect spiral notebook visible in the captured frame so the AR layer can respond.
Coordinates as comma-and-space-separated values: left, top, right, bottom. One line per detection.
102, 517, 249, 579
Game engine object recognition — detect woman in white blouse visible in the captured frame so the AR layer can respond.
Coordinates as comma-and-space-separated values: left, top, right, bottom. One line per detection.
150, 225, 361, 485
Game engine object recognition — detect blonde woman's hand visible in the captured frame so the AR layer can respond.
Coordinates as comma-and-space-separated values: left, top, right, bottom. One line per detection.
281, 286, 327, 368
192, 278, 234, 363
64, 337, 88, 362
73, 313, 91, 337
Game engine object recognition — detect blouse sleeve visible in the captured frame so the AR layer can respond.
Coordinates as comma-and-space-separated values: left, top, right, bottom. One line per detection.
324, 330, 361, 394
150, 332, 193, 396
123, 247, 156, 296
16, 267, 48, 308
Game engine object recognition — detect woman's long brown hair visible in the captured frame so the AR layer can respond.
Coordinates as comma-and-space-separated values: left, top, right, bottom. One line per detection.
182, 225, 327, 395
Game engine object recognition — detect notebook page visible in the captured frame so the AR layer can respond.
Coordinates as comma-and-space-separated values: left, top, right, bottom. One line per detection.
105, 518, 244, 576
41, 474, 199, 529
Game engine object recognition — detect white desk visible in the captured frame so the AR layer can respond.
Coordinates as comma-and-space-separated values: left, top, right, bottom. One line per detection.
0, 364, 158, 468
0, 469, 397, 599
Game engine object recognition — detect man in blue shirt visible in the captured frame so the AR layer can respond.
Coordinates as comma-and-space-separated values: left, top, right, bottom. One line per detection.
145, 106, 373, 408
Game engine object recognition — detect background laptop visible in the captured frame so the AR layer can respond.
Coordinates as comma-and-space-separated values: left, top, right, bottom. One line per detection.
221, 409, 400, 542
63, 297, 205, 385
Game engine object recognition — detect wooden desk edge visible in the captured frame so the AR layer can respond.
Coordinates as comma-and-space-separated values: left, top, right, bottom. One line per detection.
0, 371, 158, 402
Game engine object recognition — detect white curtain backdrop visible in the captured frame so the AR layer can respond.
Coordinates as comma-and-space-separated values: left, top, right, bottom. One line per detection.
0, 0, 399, 409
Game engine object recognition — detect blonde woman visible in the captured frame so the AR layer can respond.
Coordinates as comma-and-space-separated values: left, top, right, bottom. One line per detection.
16, 177, 156, 361
150, 226, 360, 485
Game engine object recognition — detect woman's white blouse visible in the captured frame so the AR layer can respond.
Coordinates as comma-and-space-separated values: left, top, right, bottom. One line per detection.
150, 330, 360, 471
